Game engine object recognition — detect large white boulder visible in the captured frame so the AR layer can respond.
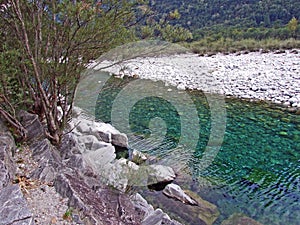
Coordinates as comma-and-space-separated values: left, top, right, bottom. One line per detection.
77, 135, 110, 151
83, 145, 116, 169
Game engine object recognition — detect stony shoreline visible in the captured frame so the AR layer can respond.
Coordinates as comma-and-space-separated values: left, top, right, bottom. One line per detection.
0, 109, 265, 225
97, 49, 300, 109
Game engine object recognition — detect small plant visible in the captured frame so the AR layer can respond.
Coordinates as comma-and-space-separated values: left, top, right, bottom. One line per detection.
63, 208, 73, 222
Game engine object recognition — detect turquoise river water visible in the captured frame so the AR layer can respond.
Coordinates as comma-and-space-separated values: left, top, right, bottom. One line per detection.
79, 72, 300, 225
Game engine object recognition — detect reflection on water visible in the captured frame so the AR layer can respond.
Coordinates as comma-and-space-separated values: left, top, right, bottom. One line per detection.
93, 74, 300, 225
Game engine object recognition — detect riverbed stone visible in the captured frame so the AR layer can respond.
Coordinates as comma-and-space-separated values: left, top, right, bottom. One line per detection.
184, 190, 220, 225
0, 184, 34, 225
221, 213, 263, 225
163, 183, 198, 205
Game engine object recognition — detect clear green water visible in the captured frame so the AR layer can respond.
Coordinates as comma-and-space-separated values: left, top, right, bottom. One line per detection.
92, 74, 300, 225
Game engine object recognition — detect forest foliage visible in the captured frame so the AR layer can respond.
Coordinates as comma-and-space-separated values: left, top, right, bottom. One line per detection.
0, 0, 299, 145
149, 0, 300, 40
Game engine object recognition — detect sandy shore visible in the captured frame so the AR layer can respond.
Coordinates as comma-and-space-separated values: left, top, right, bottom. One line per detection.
96, 50, 300, 108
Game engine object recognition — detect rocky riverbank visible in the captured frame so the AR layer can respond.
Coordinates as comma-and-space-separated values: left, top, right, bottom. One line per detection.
0, 110, 183, 225
97, 49, 300, 109
0, 108, 265, 225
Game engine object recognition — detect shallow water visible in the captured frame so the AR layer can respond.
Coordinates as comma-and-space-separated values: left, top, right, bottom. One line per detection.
80, 72, 300, 225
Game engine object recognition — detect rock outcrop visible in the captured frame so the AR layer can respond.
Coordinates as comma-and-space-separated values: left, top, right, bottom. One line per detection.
0, 121, 16, 188
0, 121, 35, 225
0, 184, 35, 225
54, 170, 143, 225
18, 110, 45, 142
1, 110, 221, 225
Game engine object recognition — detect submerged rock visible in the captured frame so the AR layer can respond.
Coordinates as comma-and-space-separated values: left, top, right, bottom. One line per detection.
163, 183, 197, 205
221, 213, 263, 225
184, 190, 220, 225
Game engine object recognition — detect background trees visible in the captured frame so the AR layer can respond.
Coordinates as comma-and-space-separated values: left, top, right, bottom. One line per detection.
0, 0, 145, 144
1, 0, 299, 145
149, 0, 300, 41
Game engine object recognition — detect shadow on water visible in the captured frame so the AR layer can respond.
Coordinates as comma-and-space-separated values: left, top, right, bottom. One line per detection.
94, 74, 300, 225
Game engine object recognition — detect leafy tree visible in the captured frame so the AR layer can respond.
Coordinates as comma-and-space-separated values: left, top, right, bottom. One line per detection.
287, 17, 298, 37
139, 7, 192, 42
0, 0, 145, 145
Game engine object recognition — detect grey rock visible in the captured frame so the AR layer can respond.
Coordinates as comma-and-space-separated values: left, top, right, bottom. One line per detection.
99, 158, 141, 192
251, 86, 258, 91
0, 122, 16, 188
290, 49, 299, 54
77, 135, 109, 151
95, 123, 129, 148
289, 97, 298, 103
142, 209, 182, 225
111, 132, 129, 148
76, 120, 91, 134
72, 106, 83, 118
97, 129, 111, 143
83, 145, 116, 169
130, 193, 154, 218
148, 165, 176, 185
163, 183, 198, 205
18, 110, 44, 142
0, 184, 34, 225
131, 149, 147, 165
30, 139, 62, 182
59, 134, 81, 160
65, 154, 96, 178
274, 49, 285, 54
54, 171, 143, 224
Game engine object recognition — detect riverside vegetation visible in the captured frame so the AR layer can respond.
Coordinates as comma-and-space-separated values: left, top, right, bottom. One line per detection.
0, 1, 299, 224
0, 1, 299, 145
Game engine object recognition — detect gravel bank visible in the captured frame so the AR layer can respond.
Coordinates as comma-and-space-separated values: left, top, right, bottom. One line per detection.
14, 146, 78, 225
98, 50, 300, 108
